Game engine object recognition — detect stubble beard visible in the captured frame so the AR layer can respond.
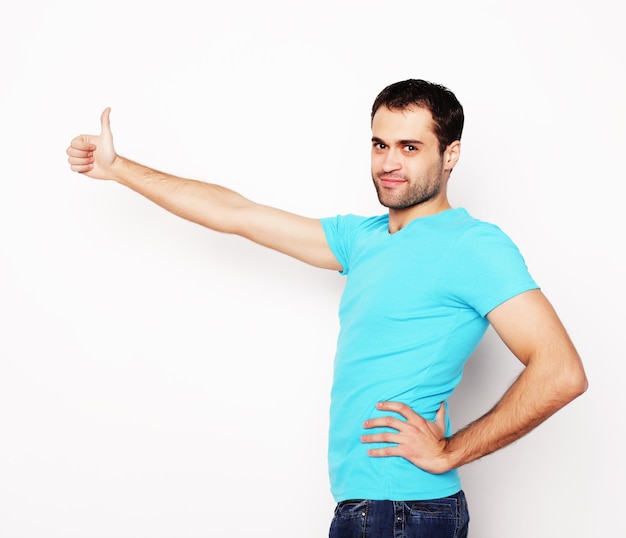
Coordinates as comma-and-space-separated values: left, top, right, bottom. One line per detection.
372, 171, 443, 210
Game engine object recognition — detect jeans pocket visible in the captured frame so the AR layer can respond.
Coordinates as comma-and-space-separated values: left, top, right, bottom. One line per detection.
329, 500, 368, 538
404, 492, 469, 538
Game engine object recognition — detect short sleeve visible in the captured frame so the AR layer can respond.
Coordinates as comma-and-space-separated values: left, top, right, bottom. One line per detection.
444, 223, 539, 317
320, 214, 368, 275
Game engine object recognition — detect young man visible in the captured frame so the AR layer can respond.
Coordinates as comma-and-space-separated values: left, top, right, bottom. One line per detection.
66, 79, 588, 538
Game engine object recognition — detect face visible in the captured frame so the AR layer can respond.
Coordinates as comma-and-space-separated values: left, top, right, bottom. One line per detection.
371, 106, 456, 211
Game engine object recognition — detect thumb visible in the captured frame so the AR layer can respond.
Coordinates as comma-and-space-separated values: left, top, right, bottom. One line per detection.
94, 107, 117, 169
100, 107, 112, 136
435, 402, 446, 430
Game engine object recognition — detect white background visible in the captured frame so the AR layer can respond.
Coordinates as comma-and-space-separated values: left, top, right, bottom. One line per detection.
1, 1, 623, 536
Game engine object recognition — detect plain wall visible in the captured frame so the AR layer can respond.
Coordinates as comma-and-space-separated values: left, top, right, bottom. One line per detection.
1, 1, 623, 536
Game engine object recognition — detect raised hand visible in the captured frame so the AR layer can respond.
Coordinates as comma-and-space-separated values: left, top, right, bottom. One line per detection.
66, 107, 117, 180
361, 401, 450, 474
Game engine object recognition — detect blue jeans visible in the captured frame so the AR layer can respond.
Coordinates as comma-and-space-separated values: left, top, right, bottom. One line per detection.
329, 491, 469, 538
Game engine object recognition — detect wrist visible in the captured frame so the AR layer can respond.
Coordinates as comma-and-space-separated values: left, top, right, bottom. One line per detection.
108, 155, 127, 183
434, 437, 460, 474
109, 156, 143, 187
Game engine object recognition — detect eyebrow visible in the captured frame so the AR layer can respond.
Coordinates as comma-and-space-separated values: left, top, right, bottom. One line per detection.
371, 136, 425, 146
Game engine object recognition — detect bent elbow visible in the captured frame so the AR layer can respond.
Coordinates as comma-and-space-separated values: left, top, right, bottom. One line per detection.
573, 370, 589, 398
559, 365, 588, 402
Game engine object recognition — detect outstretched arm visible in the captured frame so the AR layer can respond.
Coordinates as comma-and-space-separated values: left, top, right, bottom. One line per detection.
66, 108, 342, 271
361, 289, 588, 474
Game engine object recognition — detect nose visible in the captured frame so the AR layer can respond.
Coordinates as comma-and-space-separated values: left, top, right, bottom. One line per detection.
381, 148, 401, 173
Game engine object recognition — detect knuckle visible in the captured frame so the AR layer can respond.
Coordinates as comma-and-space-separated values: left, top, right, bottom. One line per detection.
406, 423, 418, 433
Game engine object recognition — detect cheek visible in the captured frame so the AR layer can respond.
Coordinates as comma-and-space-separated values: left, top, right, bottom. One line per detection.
370, 154, 382, 171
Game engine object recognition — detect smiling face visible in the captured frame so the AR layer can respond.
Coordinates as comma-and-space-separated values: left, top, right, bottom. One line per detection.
371, 105, 460, 224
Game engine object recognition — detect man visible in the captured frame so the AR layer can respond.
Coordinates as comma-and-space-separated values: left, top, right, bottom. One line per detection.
66, 79, 588, 538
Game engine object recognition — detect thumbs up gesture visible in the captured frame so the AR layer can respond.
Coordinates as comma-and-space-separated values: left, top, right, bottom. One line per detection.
66, 107, 117, 180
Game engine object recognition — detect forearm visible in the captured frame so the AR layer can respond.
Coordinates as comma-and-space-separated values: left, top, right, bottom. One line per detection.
109, 156, 249, 233
442, 357, 586, 471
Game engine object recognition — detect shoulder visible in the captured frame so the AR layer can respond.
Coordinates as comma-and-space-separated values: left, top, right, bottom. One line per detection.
449, 209, 518, 248
321, 213, 387, 237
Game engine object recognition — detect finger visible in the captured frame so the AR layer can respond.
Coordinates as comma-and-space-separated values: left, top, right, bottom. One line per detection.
363, 416, 406, 431
375, 401, 415, 419
366, 446, 401, 458
68, 155, 94, 166
66, 146, 93, 158
100, 107, 111, 135
69, 137, 96, 152
360, 432, 399, 445
70, 163, 94, 173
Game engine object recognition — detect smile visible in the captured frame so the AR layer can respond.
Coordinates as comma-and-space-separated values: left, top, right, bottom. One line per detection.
379, 177, 406, 188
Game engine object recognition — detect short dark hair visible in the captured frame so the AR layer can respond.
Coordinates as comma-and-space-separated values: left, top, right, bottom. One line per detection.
371, 79, 464, 154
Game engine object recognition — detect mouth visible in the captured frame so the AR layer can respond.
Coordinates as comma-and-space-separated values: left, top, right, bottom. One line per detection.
379, 176, 406, 188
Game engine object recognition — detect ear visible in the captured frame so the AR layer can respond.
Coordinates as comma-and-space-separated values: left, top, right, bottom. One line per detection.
443, 140, 461, 172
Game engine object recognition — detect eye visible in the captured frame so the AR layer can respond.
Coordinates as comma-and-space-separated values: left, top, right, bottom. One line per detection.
373, 142, 387, 150
404, 145, 417, 152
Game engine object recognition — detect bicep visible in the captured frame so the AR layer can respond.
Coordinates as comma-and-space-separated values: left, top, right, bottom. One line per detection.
487, 289, 582, 373
233, 202, 343, 271
486, 288, 588, 407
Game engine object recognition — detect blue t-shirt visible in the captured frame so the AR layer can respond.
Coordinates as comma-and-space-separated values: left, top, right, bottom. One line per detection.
320, 208, 538, 502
